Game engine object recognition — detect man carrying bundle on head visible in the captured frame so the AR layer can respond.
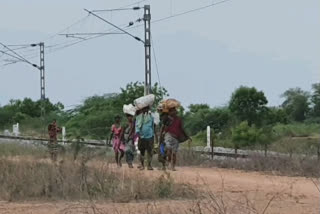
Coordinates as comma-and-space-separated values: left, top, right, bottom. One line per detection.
134, 94, 156, 170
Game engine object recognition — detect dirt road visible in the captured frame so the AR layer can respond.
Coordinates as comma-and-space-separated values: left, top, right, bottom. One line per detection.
0, 165, 319, 214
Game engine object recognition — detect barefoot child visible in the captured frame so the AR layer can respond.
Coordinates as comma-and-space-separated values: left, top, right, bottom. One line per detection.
110, 116, 125, 167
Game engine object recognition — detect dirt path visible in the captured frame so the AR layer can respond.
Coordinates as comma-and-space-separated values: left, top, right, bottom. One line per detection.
0, 164, 319, 214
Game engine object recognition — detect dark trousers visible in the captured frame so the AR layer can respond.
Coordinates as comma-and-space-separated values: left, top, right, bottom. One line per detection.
138, 137, 154, 166
48, 138, 58, 161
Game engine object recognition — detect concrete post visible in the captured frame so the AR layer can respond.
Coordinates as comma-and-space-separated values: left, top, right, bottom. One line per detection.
207, 126, 211, 148
62, 127, 66, 144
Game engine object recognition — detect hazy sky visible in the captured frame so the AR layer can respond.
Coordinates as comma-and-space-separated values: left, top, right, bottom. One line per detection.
0, 0, 319, 108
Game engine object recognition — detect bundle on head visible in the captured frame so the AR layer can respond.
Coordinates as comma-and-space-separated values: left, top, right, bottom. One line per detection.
123, 104, 136, 116
134, 94, 155, 110
160, 98, 181, 113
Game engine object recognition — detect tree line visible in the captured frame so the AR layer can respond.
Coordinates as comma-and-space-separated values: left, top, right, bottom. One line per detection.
0, 82, 319, 154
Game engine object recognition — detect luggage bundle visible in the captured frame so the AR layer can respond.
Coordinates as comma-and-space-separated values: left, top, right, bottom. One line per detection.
134, 94, 155, 110
123, 94, 155, 115
123, 104, 136, 116
158, 99, 181, 113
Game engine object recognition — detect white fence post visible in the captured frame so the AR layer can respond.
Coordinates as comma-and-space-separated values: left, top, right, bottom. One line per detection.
12, 123, 20, 136
207, 126, 211, 149
62, 127, 66, 144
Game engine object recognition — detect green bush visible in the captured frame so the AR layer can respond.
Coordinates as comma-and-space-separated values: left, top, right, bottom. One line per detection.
273, 123, 320, 138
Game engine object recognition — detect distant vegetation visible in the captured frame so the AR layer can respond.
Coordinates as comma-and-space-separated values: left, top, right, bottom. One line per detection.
1, 82, 319, 156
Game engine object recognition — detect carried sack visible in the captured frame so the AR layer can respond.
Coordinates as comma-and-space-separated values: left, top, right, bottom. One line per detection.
134, 94, 155, 110
165, 99, 181, 109
123, 104, 136, 116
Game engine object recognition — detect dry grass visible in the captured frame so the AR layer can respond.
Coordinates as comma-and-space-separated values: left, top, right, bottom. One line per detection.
58, 186, 282, 214
207, 154, 320, 177
0, 157, 195, 202
175, 149, 320, 177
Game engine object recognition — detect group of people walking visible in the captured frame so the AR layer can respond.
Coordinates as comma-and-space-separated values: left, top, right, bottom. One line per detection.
47, 96, 190, 171
110, 99, 190, 171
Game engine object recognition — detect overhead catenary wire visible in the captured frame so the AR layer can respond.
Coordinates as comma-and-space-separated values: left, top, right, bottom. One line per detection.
18, 22, 131, 59
0, 42, 37, 67
118, 0, 232, 32
151, 36, 162, 89
92, 7, 142, 13
44, 14, 91, 42
59, 32, 125, 36
152, 0, 232, 24
6, 0, 230, 61
45, 22, 131, 54
0, 50, 25, 64
41, 0, 147, 45
84, 9, 144, 44
92, 0, 148, 12
2, 0, 232, 66
120, 0, 148, 9
0, 1, 148, 67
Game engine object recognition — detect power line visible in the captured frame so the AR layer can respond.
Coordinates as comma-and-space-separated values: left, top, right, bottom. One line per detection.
1, 45, 33, 54
0, 42, 36, 67
120, 0, 148, 9
93, 0, 148, 12
92, 7, 142, 13
84, 9, 144, 44
2, 0, 231, 65
152, 0, 232, 24
3, 4, 145, 60
151, 36, 161, 89
59, 32, 125, 36
20, 22, 131, 58
44, 15, 90, 42
0, 50, 24, 64
120, 0, 232, 31
41, 1, 147, 44
46, 25, 128, 54
46, 34, 109, 54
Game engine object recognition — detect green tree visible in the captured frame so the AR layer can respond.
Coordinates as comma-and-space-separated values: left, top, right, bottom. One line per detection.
0, 98, 63, 129
119, 82, 168, 109
188, 104, 210, 114
257, 126, 275, 157
264, 107, 288, 125
311, 83, 320, 118
229, 86, 268, 126
184, 106, 231, 136
231, 121, 259, 154
66, 94, 120, 139
66, 82, 168, 139
281, 88, 310, 122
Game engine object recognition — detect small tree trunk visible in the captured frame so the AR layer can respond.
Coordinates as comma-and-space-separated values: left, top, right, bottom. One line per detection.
211, 135, 215, 160
264, 144, 268, 157
235, 146, 238, 159
317, 144, 320, 161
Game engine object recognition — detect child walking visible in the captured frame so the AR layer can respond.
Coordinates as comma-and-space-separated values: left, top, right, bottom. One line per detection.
110, 116, 125, 167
